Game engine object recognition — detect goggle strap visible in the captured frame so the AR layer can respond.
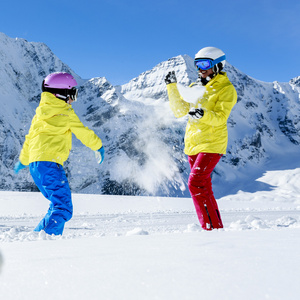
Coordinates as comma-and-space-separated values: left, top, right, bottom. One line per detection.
212, 55, 226, 66
43, 87, 78, 101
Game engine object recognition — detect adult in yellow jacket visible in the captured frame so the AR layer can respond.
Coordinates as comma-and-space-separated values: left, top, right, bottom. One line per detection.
14, 72, 105, 235
165, 47, 237, 230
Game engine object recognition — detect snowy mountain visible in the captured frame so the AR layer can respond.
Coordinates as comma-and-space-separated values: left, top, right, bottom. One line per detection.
0, 32, 300, 197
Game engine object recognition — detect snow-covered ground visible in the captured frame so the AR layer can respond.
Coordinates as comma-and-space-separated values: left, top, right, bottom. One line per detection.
0, 168, 300, 300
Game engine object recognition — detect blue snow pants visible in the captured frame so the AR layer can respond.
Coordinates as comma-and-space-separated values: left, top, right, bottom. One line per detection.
29, 161, 73, 235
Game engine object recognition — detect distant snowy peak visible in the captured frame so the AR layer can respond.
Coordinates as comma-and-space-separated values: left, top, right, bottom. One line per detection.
75, 76, 121, 120
120, 53, 259, 103
0, 32, 81, 99
120, 55, 198, 101
289, 76, 300, 93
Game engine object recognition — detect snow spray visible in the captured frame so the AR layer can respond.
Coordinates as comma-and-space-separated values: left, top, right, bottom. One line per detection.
177, 83, 206, 105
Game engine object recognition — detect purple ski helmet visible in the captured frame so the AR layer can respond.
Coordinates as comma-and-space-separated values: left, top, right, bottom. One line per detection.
42, 72, 78, 102
43, 72, 77, 89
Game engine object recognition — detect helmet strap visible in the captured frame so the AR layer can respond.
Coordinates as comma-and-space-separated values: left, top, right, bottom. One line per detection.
55, 94, 69, 102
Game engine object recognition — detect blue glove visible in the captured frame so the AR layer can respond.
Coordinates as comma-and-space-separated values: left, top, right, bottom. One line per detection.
14, 161, 27, 174
95, 147, 105, 164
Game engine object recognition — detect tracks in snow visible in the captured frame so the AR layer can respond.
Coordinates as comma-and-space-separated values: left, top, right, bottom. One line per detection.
0, 208, 299, 242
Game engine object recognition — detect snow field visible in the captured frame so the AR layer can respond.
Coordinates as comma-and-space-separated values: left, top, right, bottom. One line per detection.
0, 228, 299, 300
0, 168, 300, 299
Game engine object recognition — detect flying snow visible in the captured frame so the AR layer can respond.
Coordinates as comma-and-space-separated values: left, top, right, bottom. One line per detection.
177, 83, 206, 104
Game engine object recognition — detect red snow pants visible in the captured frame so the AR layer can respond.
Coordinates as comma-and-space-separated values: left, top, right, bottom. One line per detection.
188, 153, 223, 230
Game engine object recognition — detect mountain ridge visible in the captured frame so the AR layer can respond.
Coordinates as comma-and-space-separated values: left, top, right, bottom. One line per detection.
0, 32, 300, 197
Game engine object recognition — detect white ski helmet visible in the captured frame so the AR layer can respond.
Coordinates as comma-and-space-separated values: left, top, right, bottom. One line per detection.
194, 47, 226, 72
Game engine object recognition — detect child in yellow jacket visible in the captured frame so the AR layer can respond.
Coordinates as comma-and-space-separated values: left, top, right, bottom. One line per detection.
14, 72, 104, 235
165, 47, 237, 231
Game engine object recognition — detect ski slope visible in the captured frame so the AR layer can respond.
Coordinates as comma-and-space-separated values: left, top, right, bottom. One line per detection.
0, 168, 300, 300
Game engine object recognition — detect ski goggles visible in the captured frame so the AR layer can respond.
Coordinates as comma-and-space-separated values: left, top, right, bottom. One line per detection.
68, 87, 78, 102
42, 86, 78, 102
194, 55, 226, 70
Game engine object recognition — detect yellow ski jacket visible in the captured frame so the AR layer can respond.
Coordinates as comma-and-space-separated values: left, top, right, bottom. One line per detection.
19, 92, 102, 166
166, 72, 237, 155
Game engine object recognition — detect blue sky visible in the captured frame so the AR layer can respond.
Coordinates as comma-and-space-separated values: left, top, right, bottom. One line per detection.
0, 0, 299, 85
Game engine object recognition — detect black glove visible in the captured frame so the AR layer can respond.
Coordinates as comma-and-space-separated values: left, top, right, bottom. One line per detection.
188, 107, 204, 119
165, 71, 177, 85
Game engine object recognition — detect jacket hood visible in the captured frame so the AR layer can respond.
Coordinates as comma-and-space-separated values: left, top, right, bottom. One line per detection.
36, 92, 70, 119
